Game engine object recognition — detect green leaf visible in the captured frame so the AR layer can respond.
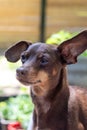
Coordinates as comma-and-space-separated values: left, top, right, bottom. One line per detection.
0, 95, 33, 129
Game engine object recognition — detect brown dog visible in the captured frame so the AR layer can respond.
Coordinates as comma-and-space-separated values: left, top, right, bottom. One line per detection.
5, 30, 87, 130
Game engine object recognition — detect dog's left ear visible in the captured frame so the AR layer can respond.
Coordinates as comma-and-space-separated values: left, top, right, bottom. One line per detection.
5, 41, 32, 62
58, 30, 87, 64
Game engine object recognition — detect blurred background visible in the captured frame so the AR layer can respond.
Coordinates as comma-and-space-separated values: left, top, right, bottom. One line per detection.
0, 0, 87, 49
0, 0, 87, 129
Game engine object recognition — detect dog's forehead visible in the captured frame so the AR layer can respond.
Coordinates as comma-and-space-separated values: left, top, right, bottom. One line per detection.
27, 43, 56, 54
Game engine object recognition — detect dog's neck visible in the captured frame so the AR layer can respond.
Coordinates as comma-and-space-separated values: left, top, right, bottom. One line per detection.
30, 67, 69, 114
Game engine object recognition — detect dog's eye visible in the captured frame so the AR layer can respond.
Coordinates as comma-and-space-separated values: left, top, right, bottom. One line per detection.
40, 56, 48, 66
21, 55, 27, 63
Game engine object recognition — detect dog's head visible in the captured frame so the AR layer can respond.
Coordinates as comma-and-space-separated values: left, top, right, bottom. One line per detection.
5, 30, 87, 96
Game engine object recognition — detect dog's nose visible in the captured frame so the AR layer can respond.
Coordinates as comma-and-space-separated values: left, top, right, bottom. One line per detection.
16, 67, 27, 76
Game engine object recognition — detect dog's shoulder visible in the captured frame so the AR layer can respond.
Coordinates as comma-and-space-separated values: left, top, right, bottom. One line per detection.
68, 86, 87, 129
69, 86, 87, 115
69, 86, 87, 104
73, 86, 87, 100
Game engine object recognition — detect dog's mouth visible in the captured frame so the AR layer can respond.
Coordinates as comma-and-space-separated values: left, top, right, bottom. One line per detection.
24, 80, 41, 85
17, 76, 41, 86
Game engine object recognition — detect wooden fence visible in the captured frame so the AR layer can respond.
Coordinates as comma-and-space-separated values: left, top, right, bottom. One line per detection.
46, 0, 87, 37
0, 0, 40, 48
0, 0, 87, 48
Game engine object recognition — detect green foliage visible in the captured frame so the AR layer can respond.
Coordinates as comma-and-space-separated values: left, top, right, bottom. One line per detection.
46, 30, 77, 45
46, 30, 87, 57
0, 95, 33, 129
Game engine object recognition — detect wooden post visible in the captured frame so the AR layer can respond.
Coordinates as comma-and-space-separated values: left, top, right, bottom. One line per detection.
40, 0, 47, 42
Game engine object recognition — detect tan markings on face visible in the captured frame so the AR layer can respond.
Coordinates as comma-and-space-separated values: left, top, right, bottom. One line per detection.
52, 68, 58, 76
32, 71, 50, 96
37, 71, 49, 83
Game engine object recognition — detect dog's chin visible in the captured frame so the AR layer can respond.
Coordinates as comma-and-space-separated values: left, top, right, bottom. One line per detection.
16, 76, 41, 86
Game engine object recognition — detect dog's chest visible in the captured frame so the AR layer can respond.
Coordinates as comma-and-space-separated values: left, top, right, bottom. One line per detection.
36, 120, 67, 130
32, 90, 68, 130
35, 110, 67, 130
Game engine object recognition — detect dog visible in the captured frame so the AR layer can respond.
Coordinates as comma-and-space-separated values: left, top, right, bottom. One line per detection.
5, 30, 87, 130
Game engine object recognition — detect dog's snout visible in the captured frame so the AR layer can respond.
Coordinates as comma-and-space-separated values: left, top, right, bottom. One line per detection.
16, 67, 27, 76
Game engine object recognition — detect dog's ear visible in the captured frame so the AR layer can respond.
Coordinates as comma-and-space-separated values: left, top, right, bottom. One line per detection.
5, 41, 32, 62
58, 30, 87, 64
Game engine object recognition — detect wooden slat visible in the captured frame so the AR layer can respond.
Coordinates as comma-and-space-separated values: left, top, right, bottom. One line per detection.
0, 0, 87, 48
46, 0, 87, 38
0, 0, 40, 48
47, 0, 87, 6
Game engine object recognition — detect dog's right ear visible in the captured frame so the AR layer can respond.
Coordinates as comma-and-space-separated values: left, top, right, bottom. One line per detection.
5, 41, 32, 62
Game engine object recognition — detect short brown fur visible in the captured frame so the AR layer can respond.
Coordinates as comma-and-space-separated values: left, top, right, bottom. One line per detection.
5, 31, 87, 130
